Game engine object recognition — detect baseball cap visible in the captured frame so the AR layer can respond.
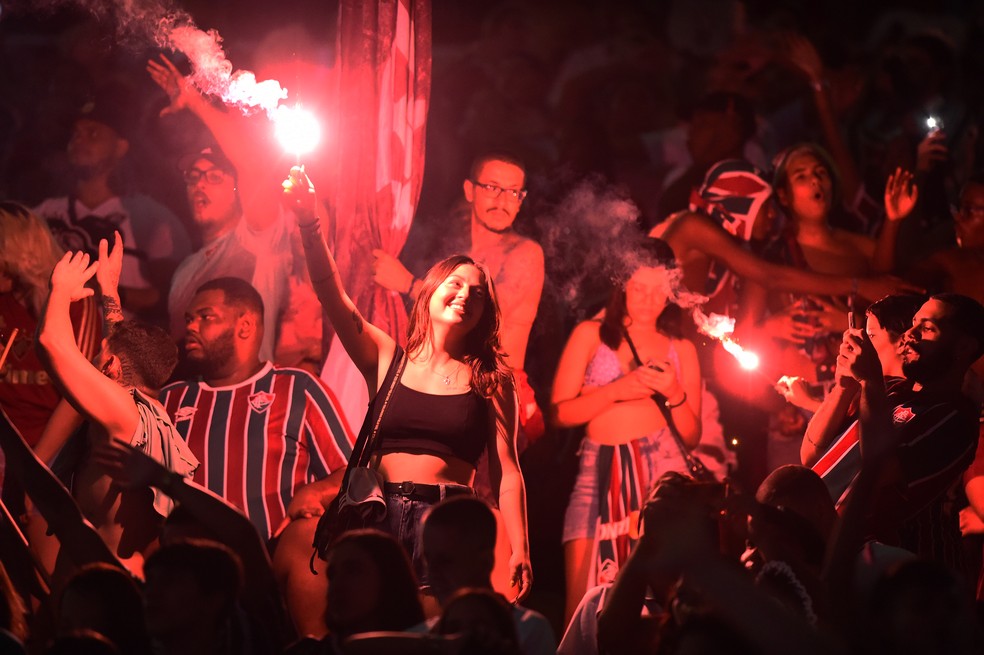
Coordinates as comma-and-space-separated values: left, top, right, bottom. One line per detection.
178, 146, 238, 180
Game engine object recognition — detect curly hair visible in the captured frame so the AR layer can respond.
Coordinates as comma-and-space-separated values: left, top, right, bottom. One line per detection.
406, 255, 510, 398
0, 201, 64, 316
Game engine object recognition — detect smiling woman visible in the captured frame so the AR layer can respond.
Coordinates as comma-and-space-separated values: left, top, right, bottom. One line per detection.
283, 166, 533, 602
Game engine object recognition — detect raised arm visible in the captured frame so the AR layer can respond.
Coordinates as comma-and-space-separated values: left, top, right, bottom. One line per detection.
283, 166, 395, 391
871, 169, 918, 273
486, 376, 532, 603
148, 54, 282, 233
36, 252, 138, 442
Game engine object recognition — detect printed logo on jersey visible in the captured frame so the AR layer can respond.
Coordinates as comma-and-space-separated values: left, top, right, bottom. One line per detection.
249, 391, 275, 413
893, 405, 916, 424
174, 406, 198, 422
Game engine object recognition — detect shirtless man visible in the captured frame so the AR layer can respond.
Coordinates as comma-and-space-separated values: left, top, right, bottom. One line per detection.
35, 234, 198, 577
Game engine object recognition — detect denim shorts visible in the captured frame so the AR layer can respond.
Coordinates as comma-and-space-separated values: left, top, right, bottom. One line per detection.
373, 482, 473, 586
562, 429, 683, 544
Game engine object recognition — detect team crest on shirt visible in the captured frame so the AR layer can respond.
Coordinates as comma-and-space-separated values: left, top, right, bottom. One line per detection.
893, 405, 916, 424
249, 391, 275, 413
174, 406, 197, 422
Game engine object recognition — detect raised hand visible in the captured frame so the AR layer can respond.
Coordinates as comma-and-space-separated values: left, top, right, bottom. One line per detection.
784, 33, 825, 85
835, 327, 881, 385
884, 168, 918, 222
282, 165, 318, 221
147, 54, 196, 116
50, 252, 98, 302
96, 231, 124, 298
916, 130, 948, 173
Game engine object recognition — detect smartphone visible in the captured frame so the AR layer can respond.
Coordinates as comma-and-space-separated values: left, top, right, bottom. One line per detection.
926, 116, 944, 134
848, 311, 857, 330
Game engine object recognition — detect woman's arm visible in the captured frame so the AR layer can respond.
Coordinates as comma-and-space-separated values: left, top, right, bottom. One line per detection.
487, 376, 532, 603
661, 213, 914, 300
284, 167, 396, 391
662, 338, 702, 449
551, 321, 656, 427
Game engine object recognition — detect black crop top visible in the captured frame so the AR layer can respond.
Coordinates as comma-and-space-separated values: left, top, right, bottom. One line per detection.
375, 381, 490, 467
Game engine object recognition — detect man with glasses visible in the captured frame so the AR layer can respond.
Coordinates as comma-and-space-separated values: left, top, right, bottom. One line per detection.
167, 147, 296, 364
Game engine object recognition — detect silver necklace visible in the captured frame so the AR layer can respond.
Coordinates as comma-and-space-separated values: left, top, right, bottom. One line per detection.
431, 364, 463, 386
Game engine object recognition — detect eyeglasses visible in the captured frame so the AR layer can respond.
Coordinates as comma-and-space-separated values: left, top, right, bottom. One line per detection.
184, 167, 228, 186
471, 181, 527, 202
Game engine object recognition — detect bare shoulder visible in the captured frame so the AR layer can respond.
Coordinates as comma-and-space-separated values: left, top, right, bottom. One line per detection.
568, 319, 603, 346
504, 234, 544, 264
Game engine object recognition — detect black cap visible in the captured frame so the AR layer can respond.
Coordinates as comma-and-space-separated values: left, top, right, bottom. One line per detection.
75, 87, 136, 140
178, 146, 238, 180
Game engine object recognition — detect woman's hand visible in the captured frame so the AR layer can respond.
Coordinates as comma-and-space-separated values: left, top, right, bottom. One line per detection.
644, 359, 685, 402
608, 365, 662, 402
884, 168, 918, 222
763, 305, 823, 345
775, 375, 821, 412
282, 165, 319, 222
508, 550, 533, 603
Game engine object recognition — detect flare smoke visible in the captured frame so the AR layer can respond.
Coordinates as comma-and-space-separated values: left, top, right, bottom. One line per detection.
29, 0, 288, 114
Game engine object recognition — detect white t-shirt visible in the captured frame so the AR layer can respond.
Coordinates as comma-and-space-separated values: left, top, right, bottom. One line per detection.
35, 194, 190, 292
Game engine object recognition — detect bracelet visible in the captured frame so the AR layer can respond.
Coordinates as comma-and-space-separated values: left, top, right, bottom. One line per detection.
665, 392, 687, 409
404, 276, 416, 295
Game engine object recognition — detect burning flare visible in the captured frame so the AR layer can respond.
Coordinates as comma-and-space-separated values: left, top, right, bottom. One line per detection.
274, 105, 322, 157
691, 309, 760, 370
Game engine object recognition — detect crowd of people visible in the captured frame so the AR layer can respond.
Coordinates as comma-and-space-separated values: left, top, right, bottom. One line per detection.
2, 1, 984, 654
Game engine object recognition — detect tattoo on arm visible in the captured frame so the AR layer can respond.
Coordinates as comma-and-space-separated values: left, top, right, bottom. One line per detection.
103, 295, 124, 327
351, 310, 364, 334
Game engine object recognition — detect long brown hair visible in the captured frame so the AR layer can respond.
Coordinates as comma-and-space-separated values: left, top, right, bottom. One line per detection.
406, 255, 509, 397
599, 238, 683, 350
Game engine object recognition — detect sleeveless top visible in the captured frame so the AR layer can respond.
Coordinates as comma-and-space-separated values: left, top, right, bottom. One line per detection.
375, 379, 490, 467
584, 338, 682, 388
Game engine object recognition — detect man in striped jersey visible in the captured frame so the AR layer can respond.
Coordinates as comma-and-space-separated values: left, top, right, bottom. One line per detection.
160, 277, 353, 542
823, 293, 983, 569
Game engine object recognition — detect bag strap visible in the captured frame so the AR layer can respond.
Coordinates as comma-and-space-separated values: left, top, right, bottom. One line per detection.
341, 345, 407, 487
620, 328, 712, 479
357, 346, 407, 467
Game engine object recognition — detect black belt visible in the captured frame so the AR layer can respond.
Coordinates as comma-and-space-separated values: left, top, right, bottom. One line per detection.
384, 481, 472, 503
